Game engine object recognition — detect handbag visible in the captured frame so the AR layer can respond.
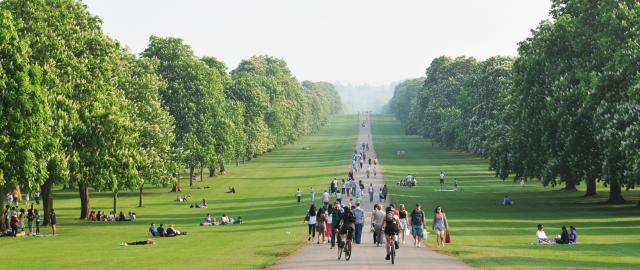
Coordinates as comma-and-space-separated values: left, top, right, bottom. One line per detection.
445, 230, 452, 243
304, 214, 309, 222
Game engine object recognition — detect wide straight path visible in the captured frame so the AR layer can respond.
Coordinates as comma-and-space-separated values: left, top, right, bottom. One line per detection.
271, 113, 474, 270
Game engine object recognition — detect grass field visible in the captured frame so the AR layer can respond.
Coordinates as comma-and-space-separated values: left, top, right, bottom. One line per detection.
3, 115, 357, 269
372, 114, 640, 270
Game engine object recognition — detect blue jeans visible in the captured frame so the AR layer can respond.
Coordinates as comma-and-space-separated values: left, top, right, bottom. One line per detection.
355, 223, 363, 244
369, 192, 374, 202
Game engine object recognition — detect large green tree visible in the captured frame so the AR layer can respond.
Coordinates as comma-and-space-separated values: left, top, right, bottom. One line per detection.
0, 10, 52, 229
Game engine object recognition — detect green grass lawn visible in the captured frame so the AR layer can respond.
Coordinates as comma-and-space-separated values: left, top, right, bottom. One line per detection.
372, 114, 640, 270
3, 115, 357, 270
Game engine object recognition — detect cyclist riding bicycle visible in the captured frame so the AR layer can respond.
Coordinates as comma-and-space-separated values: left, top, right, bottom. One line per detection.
338, 206, 356, 248
382, 206, 401, 260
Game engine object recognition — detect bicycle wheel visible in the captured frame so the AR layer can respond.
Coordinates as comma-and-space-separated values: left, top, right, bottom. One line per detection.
390, 239, 395, 264
345, 240, 352, 261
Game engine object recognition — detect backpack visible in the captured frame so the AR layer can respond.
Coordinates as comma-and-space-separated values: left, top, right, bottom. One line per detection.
411, 210, 424, 225
385, 212, 395, 223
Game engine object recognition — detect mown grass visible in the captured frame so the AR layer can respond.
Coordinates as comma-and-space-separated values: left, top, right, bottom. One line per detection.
372, 114, 640, 270
2, 115, 357, 270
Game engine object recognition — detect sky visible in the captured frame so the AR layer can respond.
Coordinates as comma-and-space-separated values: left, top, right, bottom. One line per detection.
84, 0, 552, 86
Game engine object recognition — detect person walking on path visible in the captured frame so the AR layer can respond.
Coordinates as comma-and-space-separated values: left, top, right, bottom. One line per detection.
433, 206, 449, 247
398, 204, 409, 245
305, 205, 317, 241
368, 183, 374, 203
382, 185, 388, 202
410, 203, 427, 247
372, 204, 385, 245
295, 188, 302, 203
316, 208, 327, 244
35, 191, 40, 205
354, 203, 365, 244
309, 186, 315, 202
322, 190, 330, 208
439, 172, 445, 190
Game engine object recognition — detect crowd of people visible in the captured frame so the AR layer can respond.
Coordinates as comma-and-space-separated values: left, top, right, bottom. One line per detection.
199, 213, 243, 226
536, 224, 578, 244
88, 211, 137, 222
2, 204, 56, 237
148, 224, 186, 237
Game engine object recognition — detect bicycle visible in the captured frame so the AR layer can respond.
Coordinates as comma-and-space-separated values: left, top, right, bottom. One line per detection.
386, 232, 398, 264
338, 230, 354, 261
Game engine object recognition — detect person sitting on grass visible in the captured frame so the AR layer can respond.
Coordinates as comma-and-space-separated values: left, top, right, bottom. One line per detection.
88, 211, 97, 221
200, 214, 215, 226
536, 224, 554, 244
149, 224, 157, 236
225, 187, 236, 194
121, 239, 155, 246
118, 211, 127, 221
503, 196, 512, 206
202, 199, 208, 207
157, 224, 165, 237
107, 211, 116, 222
556, 226, 570, 244
569, 226, 578, 244
165, 224, 186, 237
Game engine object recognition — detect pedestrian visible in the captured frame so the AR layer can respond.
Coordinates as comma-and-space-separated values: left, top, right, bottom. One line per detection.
322, 190, 330, 208
10, 212, 19, 237
295, 188, 302, 203
368, 183, 374, 203
341, 179, 346, 195
35, 191, 40, 205
372, 204, 385, 245
305, 204, 317, 241
410, 203, 427, 247
382, 185, 388, 202
356, 186, 363, 205
354, 203, 365, 244
336, 189, 342, 202
379, 188, 384, 202
316, 207, 327, 244
439, 171, 445, 190
309, 186, 315, 202
432, 206, 449, 247
34, 209, 40, 235
398, 204, 409, 245
12, 189, 20, 206
50, 209, 57, 236
326, 205, 334, 243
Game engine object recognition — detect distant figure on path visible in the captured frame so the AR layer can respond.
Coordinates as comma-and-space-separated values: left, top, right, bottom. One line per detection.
354, 203, 365, 244
305, 205, 317, 241
295, 188, 302, 203
322, 190, 330, 208
439, 172, 445, 189
309, 186, 315, 202
368, 183, 374, 203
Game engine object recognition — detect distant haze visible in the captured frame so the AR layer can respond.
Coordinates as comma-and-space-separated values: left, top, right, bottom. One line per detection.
335, 82, 397, 113
84, 0, 551, 86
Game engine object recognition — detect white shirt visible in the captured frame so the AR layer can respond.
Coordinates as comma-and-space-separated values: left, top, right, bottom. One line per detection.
440, 173, 445, 180
536, 230, 548, 240
322, 192, 330, 202
368, 186, 374, 193
310, 187, 314, 194
296, 190, 302, 197
308, 215, 317, 225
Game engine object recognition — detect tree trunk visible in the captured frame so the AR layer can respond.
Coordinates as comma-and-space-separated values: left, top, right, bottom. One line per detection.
0, 185, 5, 230
563, 181, 577, 191
209, 166, 214, 177
236, 156, 239, 167
113, 191, 118, 214
200, 164, 204, 181
172, 173, 181, 192
41, 179, 54, 226
607, 181, 625, 204
585, 177, 597, 196
189, 166, 194, 187
138, 184, 144, 208
79, 182, 90, 220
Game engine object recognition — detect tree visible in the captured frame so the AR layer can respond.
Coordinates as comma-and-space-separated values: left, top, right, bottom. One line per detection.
388, 78, 424, 134
0, 10, 52, 230
142, 36, 225, 188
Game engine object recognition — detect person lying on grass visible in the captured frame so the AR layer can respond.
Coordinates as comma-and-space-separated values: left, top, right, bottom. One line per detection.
121, 239, 155, 246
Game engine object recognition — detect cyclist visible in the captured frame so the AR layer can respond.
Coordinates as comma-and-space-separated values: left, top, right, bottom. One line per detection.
382, 206, 401, 260
338, 206, 356, 249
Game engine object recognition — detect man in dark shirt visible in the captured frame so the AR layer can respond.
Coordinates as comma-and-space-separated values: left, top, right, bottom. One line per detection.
330, 202, 343, 248
157, 224, 165, 237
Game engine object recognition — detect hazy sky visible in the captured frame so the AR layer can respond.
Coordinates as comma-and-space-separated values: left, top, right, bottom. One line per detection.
84, 0, 551, 85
